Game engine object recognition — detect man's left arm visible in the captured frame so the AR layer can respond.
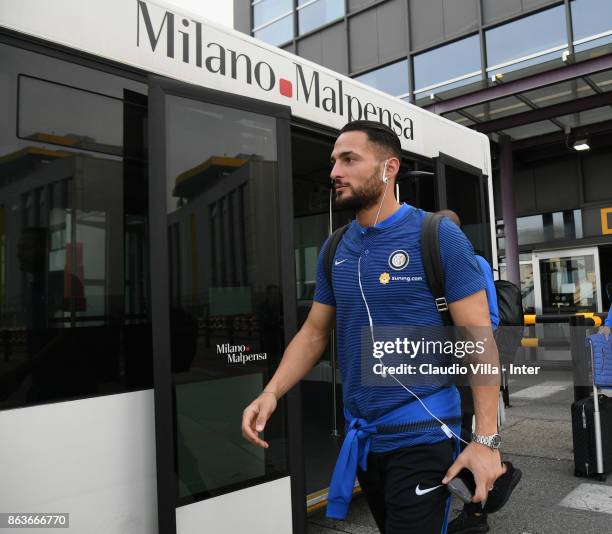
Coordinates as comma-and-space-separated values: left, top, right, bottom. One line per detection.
442, 289, 504, 503
435, 219, 503, 502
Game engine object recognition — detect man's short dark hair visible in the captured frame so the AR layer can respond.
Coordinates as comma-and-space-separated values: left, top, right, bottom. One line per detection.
339, 120, 401, 161
436, 209, 461, 227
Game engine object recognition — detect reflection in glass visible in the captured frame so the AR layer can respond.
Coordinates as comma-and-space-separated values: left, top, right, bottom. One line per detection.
253, 0, 292, 28
298, 0, 345, 35
0, 43, 152, 410
414, 35, 481, 93
499, 263, 535, 313
557, 106, 612, 129
486, 6, 566, 72
19, 76, 124, 157
574, 35, 612, 57
354, 60, 409, 97
253, 14, 293, 46
515, 209, 583, 246
520, 80, 595, 109
443, 166, 490, 260
502, 119, 561, 141
462, 97, 529, 122
164, 96, 288, 502
571, 0, 612, 51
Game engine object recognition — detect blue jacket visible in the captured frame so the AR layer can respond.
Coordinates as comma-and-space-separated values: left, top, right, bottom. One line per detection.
326, 386, 461, 520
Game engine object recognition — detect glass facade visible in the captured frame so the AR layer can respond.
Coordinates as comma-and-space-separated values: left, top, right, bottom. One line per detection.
253, 13, 294, 47
0, 43, 152, 410
497, 210, 583, 251
253, 0, 292, 28
414, 35, 481, 94
248, 0, 611, 101
571, 0, 612, 55
485, 5, 567, 75
252, 0, 346, 45
298, 0, 345, 35
353, 59, 409, 97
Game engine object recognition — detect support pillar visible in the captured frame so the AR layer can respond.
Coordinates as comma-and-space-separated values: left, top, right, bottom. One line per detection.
500, 135, 520, 286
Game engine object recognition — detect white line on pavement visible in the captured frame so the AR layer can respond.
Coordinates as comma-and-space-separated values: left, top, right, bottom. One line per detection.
511, 381, 572, 400
559, 483, 612, 515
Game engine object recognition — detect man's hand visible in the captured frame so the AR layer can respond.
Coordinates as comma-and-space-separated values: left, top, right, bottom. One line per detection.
241, 392, 278, 449
599, 325, 610, 340
442, 442, 504, 503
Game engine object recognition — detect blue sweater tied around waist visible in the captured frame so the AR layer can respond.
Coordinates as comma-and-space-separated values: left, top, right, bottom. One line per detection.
326, 386, 462, 520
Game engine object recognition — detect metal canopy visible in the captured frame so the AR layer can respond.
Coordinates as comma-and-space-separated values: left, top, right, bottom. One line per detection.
472, 91, 612, 133
424, 54, 612, 115
424, 52, 612, 144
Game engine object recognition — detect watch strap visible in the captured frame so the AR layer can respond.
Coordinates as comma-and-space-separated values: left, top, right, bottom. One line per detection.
471, 432, 502, 449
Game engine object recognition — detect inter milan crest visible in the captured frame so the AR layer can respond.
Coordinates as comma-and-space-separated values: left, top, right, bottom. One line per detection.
388, 250, 409, 271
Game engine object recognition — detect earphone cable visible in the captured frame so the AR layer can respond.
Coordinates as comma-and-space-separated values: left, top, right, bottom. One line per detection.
357, 256, 469, 447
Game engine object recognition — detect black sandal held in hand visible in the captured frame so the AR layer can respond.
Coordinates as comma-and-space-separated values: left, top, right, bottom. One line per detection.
483, 461, 522, 514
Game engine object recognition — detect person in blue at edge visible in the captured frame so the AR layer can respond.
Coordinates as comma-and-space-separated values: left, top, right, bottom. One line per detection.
242, 120, 505, 533
438, 209, 499, 534
599, 282, 612, 339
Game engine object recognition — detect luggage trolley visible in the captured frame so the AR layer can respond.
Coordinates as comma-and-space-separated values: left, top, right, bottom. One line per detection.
572, 333, 612, 480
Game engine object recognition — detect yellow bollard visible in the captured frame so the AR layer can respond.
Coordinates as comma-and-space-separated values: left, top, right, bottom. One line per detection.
523, 314, 536, 326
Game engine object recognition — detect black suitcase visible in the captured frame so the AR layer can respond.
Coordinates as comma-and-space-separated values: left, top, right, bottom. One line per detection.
571, 394, 612, 480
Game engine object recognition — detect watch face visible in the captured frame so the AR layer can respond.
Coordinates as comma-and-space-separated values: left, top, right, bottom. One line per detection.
491, 434, 502, 448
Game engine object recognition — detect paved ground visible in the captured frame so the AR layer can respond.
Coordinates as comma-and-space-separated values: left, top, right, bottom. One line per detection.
307, 370, 612, 533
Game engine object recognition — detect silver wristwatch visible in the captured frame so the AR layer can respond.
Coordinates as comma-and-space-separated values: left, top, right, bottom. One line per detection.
471, 432, 502, 450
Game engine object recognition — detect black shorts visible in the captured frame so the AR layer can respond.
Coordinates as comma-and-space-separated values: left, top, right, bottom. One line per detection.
356, 439, 455, 534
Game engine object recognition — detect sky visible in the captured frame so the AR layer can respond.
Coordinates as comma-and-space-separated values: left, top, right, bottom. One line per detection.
162, 0, 234, 28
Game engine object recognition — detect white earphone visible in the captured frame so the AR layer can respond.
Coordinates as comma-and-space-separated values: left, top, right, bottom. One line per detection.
382, 160, 389, 184
359, 157, 469, 446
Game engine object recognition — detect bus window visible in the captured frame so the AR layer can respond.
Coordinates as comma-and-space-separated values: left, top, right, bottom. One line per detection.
0, 43, 152, 410
397, 160, 436, 211
436, 155, 492, 262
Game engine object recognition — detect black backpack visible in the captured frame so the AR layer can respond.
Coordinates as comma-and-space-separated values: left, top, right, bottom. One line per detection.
492, 279, 524, 362
322, 213, 524, 358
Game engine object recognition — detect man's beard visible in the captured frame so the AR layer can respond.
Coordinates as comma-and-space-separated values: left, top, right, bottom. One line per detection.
334, 169, 384, 211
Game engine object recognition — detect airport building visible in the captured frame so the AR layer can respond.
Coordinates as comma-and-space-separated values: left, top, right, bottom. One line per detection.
235, 0, 612, 321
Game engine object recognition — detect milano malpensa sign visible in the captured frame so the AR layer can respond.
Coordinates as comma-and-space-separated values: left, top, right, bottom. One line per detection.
0, 0, 490, 173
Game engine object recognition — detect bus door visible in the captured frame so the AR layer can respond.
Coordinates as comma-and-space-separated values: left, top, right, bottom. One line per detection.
291, 128, 351, 505
148, 77, 303, 534
435, 153, 492, 262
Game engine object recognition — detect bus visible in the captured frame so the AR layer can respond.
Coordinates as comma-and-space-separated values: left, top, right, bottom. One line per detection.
0, 1, 495, 533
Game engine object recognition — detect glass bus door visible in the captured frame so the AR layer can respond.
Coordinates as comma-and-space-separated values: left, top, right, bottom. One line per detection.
291, 129, 351, 504
148, 77, 303, 534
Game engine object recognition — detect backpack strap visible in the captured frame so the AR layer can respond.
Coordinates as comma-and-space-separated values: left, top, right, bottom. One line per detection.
421, 213, 453, 326
324, 224, 350, 287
